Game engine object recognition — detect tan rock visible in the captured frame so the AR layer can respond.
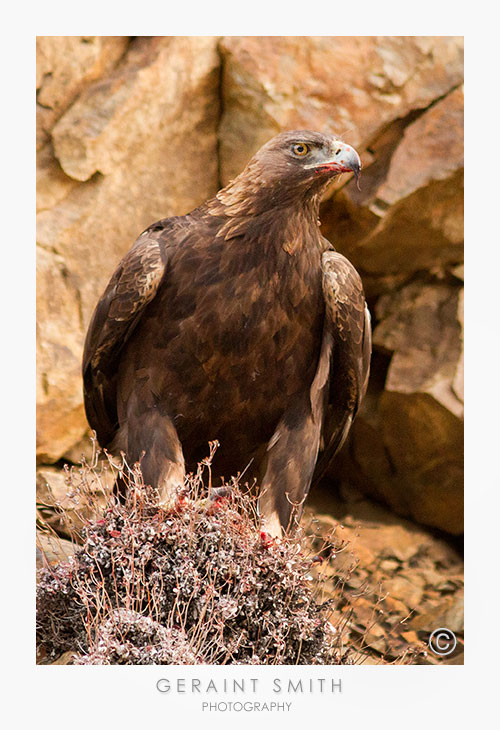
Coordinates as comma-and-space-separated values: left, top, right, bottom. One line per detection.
373, 86, 464, 206
36, 466, 71, 503
36, 246, 87, 462
52, 36, 220, 183
376, 282, 464, 533
409, 588, 464, 632
36, 36, 221, 462
36, 36, 129, 149
61, 432, 94, 465
376, 281, 463, 417
49, 651, 78, 665
382, 595, 410, 615
378, 392, 463, 534
383, 575, 424, 610
36, 464, 115, 538
346, 652, 382, 666
36, 530, 78, 570
307, 495, 463, 664
36, 143, 79, 213
322, 86, 464, 282
36, 466, 86, 536
342, 520, 435, 566
342, 280, 463, 534
453, 289, 464, 403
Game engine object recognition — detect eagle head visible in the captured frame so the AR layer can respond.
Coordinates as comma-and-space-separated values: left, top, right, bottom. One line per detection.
256, 130, 361, 187
216, 130, 361, 216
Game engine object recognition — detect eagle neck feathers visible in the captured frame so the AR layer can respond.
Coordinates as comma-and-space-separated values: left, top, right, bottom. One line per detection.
205, 174, 324, 257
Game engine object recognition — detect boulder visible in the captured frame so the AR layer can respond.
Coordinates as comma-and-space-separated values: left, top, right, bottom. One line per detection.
323, 86, 464, 283
36, 463, 115, 537
36, 531, 78, 570
338, 280, 464, 534
51, 36, 220, 185
36, 247, 87, 461
36, 36, 129, 150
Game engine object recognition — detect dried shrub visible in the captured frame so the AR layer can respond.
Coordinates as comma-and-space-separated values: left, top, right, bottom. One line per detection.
37, 445, 354, 665
76, 609, 198, 665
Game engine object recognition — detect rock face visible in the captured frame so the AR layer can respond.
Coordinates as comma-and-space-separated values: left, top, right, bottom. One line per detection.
36, 36, 130, 151
36, 36, 463, 534
36, 36, 221, 462
323, 85, 464, 287
341, 280, 464, 534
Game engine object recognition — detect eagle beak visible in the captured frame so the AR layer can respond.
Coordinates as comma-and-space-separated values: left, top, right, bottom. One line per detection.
330, 142, 362, 178
342, 146, 361, 185
308, 141, 362, 188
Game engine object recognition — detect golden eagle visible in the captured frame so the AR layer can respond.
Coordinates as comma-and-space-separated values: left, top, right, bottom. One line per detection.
82, 130, 371, 535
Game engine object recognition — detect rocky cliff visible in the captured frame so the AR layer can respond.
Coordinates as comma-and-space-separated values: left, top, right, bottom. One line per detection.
36, 36, 463, 534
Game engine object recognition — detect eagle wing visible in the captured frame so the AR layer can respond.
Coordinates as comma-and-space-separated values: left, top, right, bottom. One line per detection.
82, 218, 188, 448
312, 248, 372, 483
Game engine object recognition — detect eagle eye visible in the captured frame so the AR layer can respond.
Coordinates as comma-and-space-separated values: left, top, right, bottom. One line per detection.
292, 142, 310, 157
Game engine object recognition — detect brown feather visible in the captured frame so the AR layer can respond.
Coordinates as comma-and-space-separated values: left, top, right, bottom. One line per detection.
82, 130, 371, 533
